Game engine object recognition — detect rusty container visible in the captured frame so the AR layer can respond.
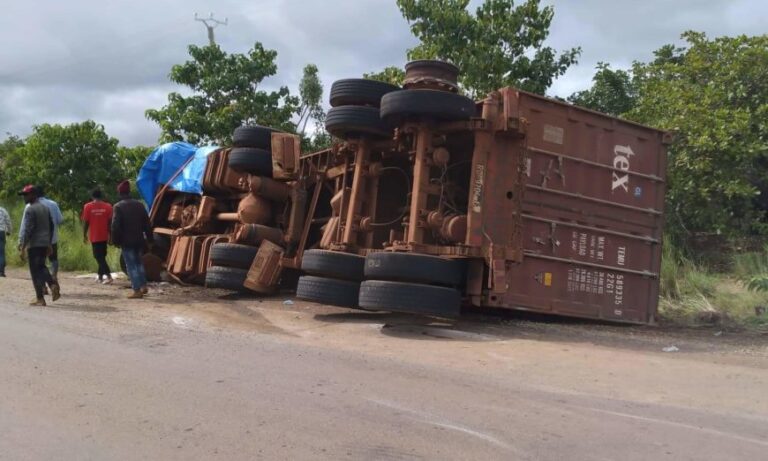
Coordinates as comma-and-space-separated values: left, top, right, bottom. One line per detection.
472, 89, 669, 324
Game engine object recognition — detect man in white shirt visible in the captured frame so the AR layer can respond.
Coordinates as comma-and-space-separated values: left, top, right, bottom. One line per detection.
0, 204, 11, 277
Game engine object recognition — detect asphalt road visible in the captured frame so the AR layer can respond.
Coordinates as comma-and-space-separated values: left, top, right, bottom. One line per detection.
1, 273, 767, 460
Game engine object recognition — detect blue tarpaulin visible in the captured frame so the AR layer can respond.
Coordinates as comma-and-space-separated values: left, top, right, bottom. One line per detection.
168, 145, 219, 196
136, 142, 219, 209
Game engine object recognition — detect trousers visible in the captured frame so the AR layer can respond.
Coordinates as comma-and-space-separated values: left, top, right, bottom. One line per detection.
91, 241, 112, 279
0, 231, 6, 275
122, 247, 146, 291
28, 247, 54, 299
49, 243, 59, 278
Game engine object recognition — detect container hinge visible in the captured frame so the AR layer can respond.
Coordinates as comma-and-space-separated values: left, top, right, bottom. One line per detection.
486, 243, 511, 294
549, 222, 560, 253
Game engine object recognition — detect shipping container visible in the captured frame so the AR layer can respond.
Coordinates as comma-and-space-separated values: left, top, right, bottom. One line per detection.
475, 89, 670, 324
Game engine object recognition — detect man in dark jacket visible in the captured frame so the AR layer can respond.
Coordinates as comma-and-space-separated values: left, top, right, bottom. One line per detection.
111, 180, 153, 299
17, 185, 60, 306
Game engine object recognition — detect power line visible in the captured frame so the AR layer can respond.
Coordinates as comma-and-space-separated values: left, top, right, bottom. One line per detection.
194, 12, 228, 46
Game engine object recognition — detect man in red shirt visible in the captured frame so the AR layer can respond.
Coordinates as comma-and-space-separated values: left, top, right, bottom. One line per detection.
81, 188, 114, 284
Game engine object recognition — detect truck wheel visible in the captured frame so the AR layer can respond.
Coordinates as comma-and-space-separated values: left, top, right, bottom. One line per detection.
359, 280, 461, 318
296, 275, 360, 308
232, 125, 279, 149
325, 106, 392, 139
229, 147, 273, 176
301, 249, 365, 281
206, 266, 248, 291
364, 252, 464, 286
380, 89, 476, 125
210, 243, 258, 269
330, 79, 401, 108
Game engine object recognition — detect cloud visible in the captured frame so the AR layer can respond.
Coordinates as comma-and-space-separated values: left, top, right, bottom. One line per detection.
0, 0, 764, 146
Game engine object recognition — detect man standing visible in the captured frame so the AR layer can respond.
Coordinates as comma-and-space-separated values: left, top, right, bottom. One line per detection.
0, 204, 11, 277
81, 188, 113, 284
36, 186, 64, 282
17, 185, 60, 306
111, 180, 152, 299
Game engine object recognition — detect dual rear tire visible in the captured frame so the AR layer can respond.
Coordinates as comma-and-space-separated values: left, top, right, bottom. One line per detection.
296, 249, 463, 318
326, 79, 400, 140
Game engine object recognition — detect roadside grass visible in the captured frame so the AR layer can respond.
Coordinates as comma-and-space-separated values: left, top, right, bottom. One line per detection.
2, 202, 121, 273
658, 238, 768, 329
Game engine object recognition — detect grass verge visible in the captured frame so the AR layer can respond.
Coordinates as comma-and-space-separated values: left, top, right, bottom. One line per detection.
659, 238, 768, 330
2, 202, 121, 273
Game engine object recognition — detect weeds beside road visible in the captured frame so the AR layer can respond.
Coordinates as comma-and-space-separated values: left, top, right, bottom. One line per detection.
1, 203, 121, 273
659, 238, 768, 330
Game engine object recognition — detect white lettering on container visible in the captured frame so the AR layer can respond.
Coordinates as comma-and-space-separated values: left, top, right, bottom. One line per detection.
617, 246, 626, 266
611, 144, 636, 192
472, 164, 486, 213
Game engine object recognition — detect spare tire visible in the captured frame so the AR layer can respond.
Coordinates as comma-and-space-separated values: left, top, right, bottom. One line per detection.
301, 249, 365, 281
232, 125, 279, 149
380, 89, 476, 125
229, 147, 273, 176
359, 280, 461, 318
330, 79, 401, 108
296, 275, 360, 308
205, 266, 248, 291
210, 243, 258, 269
365, 252, 464, 286
325, 106, 392, 139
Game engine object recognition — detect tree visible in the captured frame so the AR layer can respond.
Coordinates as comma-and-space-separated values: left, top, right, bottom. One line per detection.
295, 63, 333, 152
0, 134, 25, 198
567, 62, 638, 116
146, 43, 299, 145
363, 66, 406, 86
117, 145, 154, 179
626, 32, 768, 238
4, 122, 123, 212
396, 0, 580, 97
297, 64, 325, 135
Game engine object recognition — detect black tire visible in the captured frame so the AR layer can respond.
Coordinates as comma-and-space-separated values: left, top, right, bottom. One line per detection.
296, 275, 360, 308
365, 252, 464, 286
205, 266, 248, 291
232, 125, 279, 149
325, 106, 392, 139
330, 79, 401, 108
380, 89, 476, 125
228, 147, 273, 176
301, 249, 365, 281
210, 243, 258, 269
359, 280, 461, 317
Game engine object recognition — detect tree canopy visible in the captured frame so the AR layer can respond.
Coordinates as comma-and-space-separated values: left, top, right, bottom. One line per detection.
625, 32, 768, 237
363, 67, 406, 87
146, 43, 299, 145
567, 62, 638, 116
394, 0, 580, 97
1, 122, 125, 211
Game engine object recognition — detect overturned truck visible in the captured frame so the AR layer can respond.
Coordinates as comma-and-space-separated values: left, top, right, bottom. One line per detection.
149, 60, 670, 325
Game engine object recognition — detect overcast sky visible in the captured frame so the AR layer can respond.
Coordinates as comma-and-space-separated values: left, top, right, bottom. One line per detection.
1, 0, 765, 146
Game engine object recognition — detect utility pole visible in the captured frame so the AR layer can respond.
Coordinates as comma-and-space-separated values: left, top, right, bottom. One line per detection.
194, 12, 228, 46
